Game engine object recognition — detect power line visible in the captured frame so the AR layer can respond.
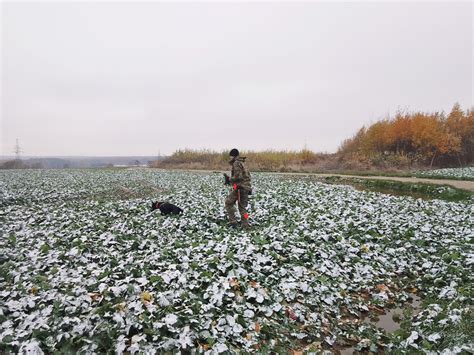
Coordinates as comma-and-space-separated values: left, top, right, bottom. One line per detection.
13, 138, 23, 160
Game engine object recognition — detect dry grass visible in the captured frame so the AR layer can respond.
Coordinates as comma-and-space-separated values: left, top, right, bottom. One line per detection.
149, 149, 346, 172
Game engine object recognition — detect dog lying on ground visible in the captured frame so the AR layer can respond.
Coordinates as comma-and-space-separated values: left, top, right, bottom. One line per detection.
150, 201, 183, 215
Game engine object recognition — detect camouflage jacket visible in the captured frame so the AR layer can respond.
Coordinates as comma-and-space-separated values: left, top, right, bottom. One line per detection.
229, 157, 252, 191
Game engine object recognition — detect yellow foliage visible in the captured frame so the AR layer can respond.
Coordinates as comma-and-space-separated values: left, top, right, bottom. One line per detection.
339, 103, 473, 167
141, 291, 152, 303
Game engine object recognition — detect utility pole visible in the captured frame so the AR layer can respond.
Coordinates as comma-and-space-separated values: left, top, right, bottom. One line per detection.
13, 138, 22, 160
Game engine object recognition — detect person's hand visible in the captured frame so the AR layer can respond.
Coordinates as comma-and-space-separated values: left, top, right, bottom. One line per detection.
223, 173, 231, 185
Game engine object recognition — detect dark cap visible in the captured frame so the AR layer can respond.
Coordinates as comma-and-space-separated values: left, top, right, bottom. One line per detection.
229, 148, 239, 157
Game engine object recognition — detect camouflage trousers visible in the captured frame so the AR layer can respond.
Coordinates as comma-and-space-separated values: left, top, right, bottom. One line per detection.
225, 188, 250, 224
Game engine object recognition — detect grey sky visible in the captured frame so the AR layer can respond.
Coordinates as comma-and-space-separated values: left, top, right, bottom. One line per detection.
1, 1, 472, 156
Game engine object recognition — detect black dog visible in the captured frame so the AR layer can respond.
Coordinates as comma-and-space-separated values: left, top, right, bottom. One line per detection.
151, 201, 183, 215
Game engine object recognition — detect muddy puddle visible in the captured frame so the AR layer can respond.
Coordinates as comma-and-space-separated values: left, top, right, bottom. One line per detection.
339, 294, 421, 354
366, 294, 421, 331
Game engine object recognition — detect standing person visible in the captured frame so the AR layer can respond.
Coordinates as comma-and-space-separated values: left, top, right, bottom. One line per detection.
224, 148, 252, 228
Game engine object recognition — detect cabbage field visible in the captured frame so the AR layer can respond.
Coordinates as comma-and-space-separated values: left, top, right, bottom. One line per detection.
0, 169, 472, 354
416, 167, 474, 180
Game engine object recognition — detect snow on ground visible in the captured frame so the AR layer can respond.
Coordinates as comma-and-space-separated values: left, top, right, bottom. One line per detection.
0, 169, 472, 353
417, 167, 474, 179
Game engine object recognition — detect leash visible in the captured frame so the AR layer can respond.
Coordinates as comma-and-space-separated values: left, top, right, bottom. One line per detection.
233, 183, 241, 207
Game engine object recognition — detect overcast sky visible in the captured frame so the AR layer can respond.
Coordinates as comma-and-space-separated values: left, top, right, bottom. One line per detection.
1, 1, 472, 156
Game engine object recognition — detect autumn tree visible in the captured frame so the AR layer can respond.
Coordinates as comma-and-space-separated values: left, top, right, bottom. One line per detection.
338, 103, 472, 168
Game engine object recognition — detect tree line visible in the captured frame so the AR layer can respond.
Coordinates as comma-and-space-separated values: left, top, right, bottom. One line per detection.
338, 103, 474, 168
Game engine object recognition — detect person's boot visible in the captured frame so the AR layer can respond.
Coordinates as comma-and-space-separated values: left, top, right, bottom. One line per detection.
228, 221, 239, 228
